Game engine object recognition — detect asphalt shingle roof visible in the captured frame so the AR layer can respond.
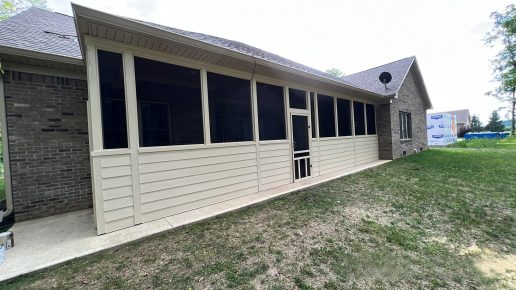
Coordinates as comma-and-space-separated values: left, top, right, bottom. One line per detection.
0, 7, 420, 100
0, 8, 81, 59
127, 18, 350, 84
342, 57, 415, 96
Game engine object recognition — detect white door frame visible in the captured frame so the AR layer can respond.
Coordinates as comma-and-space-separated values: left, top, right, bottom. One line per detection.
289, 111, 311, 182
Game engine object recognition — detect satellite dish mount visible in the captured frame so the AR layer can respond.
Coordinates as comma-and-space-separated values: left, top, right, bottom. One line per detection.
379, 71, 392, 90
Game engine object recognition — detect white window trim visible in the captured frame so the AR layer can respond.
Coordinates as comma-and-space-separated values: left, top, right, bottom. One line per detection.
400, 111, 412, 141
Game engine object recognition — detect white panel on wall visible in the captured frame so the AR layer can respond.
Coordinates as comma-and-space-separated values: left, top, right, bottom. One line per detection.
139, 145, 259, 223
354, 135, 379, 165
318, 138, 356, 175
259, 142, 292, 191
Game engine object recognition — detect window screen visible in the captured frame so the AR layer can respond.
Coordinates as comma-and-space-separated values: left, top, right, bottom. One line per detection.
134, 57, 204, 147
317, 94, 336, 137
257, 82, 286, 140
366, 104, 376, 135
310, 92, 316, 138
97, 50, 128, 149
289, 88, 307, 109
208, 72, 253, 143
337, 98, 352, 136
353, 101, 366, 135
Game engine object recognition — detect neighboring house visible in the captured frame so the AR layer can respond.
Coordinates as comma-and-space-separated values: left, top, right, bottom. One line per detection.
432, 109, 471, 136
0, 6, 432, 234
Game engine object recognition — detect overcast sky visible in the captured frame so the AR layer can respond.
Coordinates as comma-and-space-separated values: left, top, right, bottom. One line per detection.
48, 0, 514, 122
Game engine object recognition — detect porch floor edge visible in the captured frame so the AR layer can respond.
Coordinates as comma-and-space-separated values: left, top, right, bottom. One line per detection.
0, 159, 390, 282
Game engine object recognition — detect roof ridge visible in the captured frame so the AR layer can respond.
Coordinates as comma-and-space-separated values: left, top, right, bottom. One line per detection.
344, 56, 415, 78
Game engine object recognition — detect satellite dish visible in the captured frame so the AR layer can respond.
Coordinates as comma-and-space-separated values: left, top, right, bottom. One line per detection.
379, 72, 392, 84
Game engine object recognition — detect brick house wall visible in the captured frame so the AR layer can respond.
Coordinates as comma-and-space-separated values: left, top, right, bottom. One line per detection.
377, 69, 429, 159
3, 70, 92, 221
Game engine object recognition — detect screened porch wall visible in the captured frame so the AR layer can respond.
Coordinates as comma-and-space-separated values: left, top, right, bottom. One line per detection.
87, 39, 380, 235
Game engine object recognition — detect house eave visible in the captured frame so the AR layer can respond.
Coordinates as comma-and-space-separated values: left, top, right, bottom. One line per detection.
71, 3, 388, 101
0, 45, 84, 66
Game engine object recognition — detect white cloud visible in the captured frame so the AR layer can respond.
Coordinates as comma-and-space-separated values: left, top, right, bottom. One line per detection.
48, 0, 514, 122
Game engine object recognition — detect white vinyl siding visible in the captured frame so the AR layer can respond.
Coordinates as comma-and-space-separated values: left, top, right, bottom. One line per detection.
259, 141, 292, 190
95, 154, 135, 233
355, 135, 379, 165
138, 144, 258, 222
318, 138, 356, 175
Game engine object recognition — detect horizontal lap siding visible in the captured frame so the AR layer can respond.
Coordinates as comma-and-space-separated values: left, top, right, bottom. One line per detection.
318, 138, 355, 175
259, 142, 292, 191
139, 145, 259, 223
310, 140, 320, 177
98, 154, 135, 233
355, 136, 379, 165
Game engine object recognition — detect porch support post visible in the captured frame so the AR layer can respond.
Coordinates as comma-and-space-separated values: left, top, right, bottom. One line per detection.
85, 43, 105, 234
123, 52, 142, 225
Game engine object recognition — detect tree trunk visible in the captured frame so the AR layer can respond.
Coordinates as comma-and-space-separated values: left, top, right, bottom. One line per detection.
512, 89, 516, 136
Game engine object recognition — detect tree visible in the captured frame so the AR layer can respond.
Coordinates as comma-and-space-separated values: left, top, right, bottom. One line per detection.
0, 0, 46, 20
326, 68, 344, 78
471, 114, 483, 132
484, 4, 516, 136
484, 111, 505, 132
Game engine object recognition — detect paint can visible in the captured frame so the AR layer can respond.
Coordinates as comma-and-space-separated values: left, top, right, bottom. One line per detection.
0, 232, 13, 249
0, 234, 6, 265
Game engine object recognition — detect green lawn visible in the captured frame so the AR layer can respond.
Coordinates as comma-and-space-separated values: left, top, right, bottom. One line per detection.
2, 148, 515, 289
450, 136, 516, 149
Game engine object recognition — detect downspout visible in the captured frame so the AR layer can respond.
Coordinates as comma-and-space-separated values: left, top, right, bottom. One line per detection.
0, 62, 13, 220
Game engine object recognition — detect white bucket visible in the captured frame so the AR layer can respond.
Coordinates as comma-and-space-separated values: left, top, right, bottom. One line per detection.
0, 244, 5, 265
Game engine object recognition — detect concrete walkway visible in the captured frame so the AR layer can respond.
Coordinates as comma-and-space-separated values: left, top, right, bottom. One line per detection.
0, 160, 390, 282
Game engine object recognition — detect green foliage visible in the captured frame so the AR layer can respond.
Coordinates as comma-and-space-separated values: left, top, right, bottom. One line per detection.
484, 110, 505, 132
485, 4, 516, 135
470, 114, 483, 132
326, 67, 344, 78
449, 136, 516, 148
0, 0, 47, 20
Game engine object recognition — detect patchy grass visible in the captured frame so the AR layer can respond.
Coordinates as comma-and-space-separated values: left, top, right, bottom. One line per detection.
449, 136, 516, 149
2, 148, 515, 289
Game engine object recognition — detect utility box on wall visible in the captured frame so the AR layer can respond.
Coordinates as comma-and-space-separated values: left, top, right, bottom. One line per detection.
426, 113, 457, 146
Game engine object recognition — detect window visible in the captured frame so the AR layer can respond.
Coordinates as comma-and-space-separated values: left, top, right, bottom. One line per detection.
399, 111, 412, 139
366, 104, 376, 135
337, 98, 352, 136
257, 82, 286, 140
289, 88, 307, 109
97, 50, 128, 149
353, 101, 366, 135
134, 57, 204, 147
208, 72, 252, 143
317, 94, 336, 137
310, 92, 316, 138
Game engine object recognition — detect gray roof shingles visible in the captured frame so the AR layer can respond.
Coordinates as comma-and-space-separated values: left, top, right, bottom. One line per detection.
341, 56, 415, 96
0, 7, 417, 98
0, 8, 81, 59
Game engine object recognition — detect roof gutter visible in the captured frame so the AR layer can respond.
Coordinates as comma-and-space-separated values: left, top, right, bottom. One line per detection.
0, 45, 84, 67
72, 3, 388, 100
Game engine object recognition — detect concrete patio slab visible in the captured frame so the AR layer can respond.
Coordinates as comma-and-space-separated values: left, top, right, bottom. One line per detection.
0, 160, 389, 282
